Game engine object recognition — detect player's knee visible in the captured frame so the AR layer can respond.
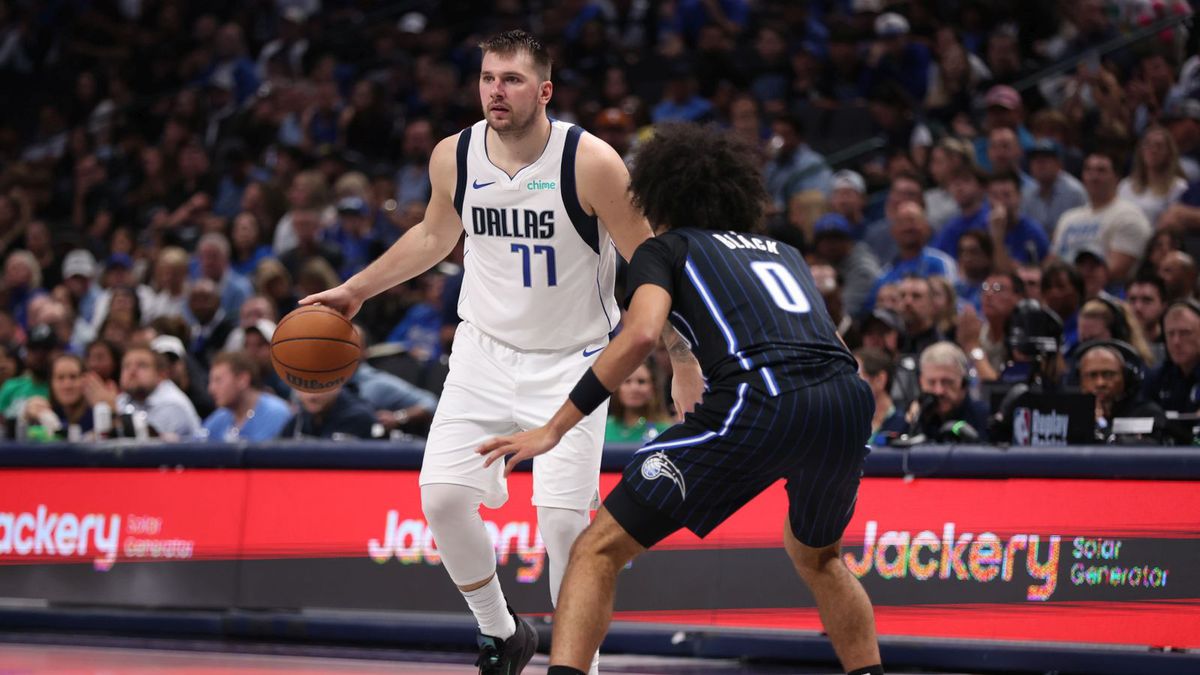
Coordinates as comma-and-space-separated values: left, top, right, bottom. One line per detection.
421, 483, 480, 528
569, 522, 638, 570
536, 507, 588, 552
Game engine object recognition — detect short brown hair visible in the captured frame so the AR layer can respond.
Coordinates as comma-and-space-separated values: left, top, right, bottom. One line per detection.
212, 351, 261, 389
479, 30, 552, 81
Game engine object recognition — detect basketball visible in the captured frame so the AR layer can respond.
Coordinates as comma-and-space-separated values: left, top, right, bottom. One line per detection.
270, 305, 360, 393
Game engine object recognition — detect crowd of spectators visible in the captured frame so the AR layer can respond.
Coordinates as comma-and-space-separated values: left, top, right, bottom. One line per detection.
0, 1, 1197, 446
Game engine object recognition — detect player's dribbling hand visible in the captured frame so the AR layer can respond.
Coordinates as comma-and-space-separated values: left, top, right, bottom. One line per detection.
299, 284, 364, 320
477, 427, 562, 477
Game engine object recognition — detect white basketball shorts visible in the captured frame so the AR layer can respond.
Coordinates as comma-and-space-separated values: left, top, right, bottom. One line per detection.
418, 321, 609, 511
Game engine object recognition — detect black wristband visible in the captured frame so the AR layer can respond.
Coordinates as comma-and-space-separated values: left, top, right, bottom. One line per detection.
568, 367, 612, 416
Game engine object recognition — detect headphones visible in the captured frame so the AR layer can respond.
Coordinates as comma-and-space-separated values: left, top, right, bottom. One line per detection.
1072, 339, 1144, 396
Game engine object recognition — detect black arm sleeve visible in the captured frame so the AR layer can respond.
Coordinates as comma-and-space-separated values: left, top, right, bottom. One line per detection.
623, 234, 688, 308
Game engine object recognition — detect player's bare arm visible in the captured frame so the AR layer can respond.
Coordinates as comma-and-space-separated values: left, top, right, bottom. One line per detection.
478, 284, 673, 475
298, 134, 464, 318
576, 134, 706, 416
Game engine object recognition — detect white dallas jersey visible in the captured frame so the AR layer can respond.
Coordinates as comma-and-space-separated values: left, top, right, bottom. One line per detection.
454, 119, 619, 351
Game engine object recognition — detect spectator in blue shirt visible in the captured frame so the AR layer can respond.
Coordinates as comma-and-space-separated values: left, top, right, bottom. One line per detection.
324, 196, 383, 280
863, 13, 931, 103
939, 171, 1049, 268
349, 325, 438, 436
386, 271, 445, 362
202, 351, 290, 442
932, 166, 989, 250
651, 60, 713, 124
864, 200, 959, 314
764, 113, 832, 215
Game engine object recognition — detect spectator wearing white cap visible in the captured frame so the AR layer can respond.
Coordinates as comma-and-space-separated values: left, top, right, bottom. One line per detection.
828, 170, 869, 238
864, 12, 931, 103
151, 333, 215, 419
240, 319, 290, 399
223, 295, 278, 352
61, 249, 100, 350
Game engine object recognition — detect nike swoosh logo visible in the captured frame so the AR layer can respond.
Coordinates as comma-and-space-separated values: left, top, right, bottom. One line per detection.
582, 346, 604, 357
472, 179, 495, 189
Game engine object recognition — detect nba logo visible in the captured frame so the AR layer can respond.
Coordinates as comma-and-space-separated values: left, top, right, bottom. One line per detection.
1013, 407, 1032, 446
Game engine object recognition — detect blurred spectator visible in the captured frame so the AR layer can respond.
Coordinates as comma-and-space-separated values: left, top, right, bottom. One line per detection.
195, 232, 254, 319
1157, 250, 1197, 304
84, 339, 122, 386
828, 170, 869, 238
811, 213, 879, 318
811, 264, 849, 335
283, 383, 376, 440
95, 347, 202, 441
1117, 125, 1188, 225
924, 33, 989, 128
202, 23, 260, 105
0, 344, 22, 391
223, 296, 278, 351
151, 334, 215, 420
21, 354, 93, 438
986, 127, 1031, 188
0, 325, 58, 420
854, 347, 902, 443
1161, 99, 1200, 182
242, 320, 289, 400
385, 271, 445, 362
273, 170, 333, 255
932, 167, 989, 252
863, 173, 924, 263
325, 196, 384, 280
976, 271, 1026, 375
983, 171, 1050, 270
592, 108, 636, 163
764, 114, 831, 216
2, 250, 43, 329
865, 200, 958, 313
1128, 276, 1169, 355
651, 59, 713, 124
1144, 300, 1200, 415
1052, 153, 1152, 283
1077, 298, 1156, 367
1042, 260, 1086, 348
255, 258, 298, 318
395, 119, 435, 208
975, 85, 1033, 171
898, 275, 943, 356
202, 351, 290, 442
144, 247, 191, 322
928, 276, 959, 337
881, 341, 990, 442
229, 212, 274, 277
605, 357, 671, 444
924, 138, 973, 231
1073, 244, 1111, 300
186, 278, 235, 369
1077, 342, 1165, 443
1022, 138, 1087, 236
281, 207, 343, 278
863, 12, 931, 103
349, 326, 437, 437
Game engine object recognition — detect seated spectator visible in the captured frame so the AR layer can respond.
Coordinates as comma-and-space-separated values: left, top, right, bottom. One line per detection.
854, 347, 902, 444
1128, 276, 1168, 362
1041, 260, 1085, 349
953, 230, 994, 309
151, 334, 215, 419
924, 138, 973, 231
1072, 244, 1111, 300
1077, 341, 1165, 443
96, 346, 202, 440
230, 212, 274, 278
2, 250, 44, 330
1052, 152, 1152, 284
223, 295, 278, 350
880, 341, 990, 442
20, 354, 93, 438
1022, 139, 1086, 237
864, 200, 958, 313
194, 233, 255, 319
764, 113, 832, 216
84, 339, 122, 386
1076, 298, 1156, 367
282, 382, 376, 440
349, 327, 437, 437
828, 170, 870, 239
0, 344, 21, 391
241, 320, 289, 399
931, 166, 989, 253
984, 171, 1050, 268
1117, 125, 1188, 226
811, 213, 880, 318
325, 196, 384, 280
186, 279, 235, 370
143, 247, 191, 322
928, 276, 958, 336
863, 173, 925, 264
897, 276, 943, 356
972, 272, 1025, 376
280, 207, 344, 280
255, 258, 299, 318
1144, 300, 1200, 415
1158, 251, 1197, 303
605, 357, 671, 444
202, 351, 291, 442
385, 271, 445, 362
0, 325, 58, 420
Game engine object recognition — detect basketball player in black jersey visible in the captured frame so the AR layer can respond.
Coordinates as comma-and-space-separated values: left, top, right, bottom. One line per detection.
478, 123, 883, 675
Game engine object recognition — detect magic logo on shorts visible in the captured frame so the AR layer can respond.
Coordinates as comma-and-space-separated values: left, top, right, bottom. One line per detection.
640, 452, 687, 500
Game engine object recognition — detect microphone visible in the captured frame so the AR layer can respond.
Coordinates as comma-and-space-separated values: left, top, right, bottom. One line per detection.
938, 420, 980, 443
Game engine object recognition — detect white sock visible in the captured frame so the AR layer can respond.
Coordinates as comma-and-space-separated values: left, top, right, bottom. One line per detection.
463, 575, 516, 639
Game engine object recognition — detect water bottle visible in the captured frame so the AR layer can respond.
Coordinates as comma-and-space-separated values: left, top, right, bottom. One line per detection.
93, 403, 113, 439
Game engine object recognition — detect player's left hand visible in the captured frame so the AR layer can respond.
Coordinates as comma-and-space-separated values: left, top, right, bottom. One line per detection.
477, 427, 563, 477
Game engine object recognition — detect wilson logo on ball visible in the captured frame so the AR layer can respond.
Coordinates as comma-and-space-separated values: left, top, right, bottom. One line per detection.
285, 374, 346, 390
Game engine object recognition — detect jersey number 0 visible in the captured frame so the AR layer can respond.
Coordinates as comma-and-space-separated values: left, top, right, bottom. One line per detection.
750, 261, 811, 314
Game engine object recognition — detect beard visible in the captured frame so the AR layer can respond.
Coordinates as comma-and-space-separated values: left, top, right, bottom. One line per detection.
484, 102, 540, 138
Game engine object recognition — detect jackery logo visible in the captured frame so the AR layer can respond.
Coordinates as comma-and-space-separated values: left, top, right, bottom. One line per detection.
0, 506, 121, 570
368, 510, 546, 583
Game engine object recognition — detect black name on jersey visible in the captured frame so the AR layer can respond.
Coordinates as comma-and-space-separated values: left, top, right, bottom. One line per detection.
712, 232, 780, 254
471, 207, 555, 239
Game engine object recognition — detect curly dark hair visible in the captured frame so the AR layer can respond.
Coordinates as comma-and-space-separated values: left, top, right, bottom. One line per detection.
628, 122, 767, 233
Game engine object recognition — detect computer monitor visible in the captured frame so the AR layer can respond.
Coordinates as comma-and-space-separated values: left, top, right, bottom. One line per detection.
1009, 392, 1096, 445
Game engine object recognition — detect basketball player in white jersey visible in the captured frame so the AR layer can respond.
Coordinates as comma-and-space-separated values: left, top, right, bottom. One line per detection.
301, 30, 702, 674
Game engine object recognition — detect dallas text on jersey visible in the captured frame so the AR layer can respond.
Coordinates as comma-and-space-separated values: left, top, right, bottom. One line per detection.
470, 206, 555, 239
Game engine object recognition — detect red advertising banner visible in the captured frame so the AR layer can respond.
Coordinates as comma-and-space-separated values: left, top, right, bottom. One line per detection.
2, 468, 1198, 649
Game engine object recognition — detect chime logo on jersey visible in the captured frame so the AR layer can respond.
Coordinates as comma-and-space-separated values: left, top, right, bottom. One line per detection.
640, 451, 687, 499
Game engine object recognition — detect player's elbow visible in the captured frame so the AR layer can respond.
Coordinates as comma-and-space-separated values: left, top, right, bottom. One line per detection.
624, 322, 660, 355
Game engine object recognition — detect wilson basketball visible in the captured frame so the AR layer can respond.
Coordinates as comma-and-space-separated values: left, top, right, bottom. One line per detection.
270, 305, 360, 393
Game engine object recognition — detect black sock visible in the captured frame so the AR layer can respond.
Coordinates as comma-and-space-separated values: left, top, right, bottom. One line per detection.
547, 667, 586, 675
847, 665, 884, 675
